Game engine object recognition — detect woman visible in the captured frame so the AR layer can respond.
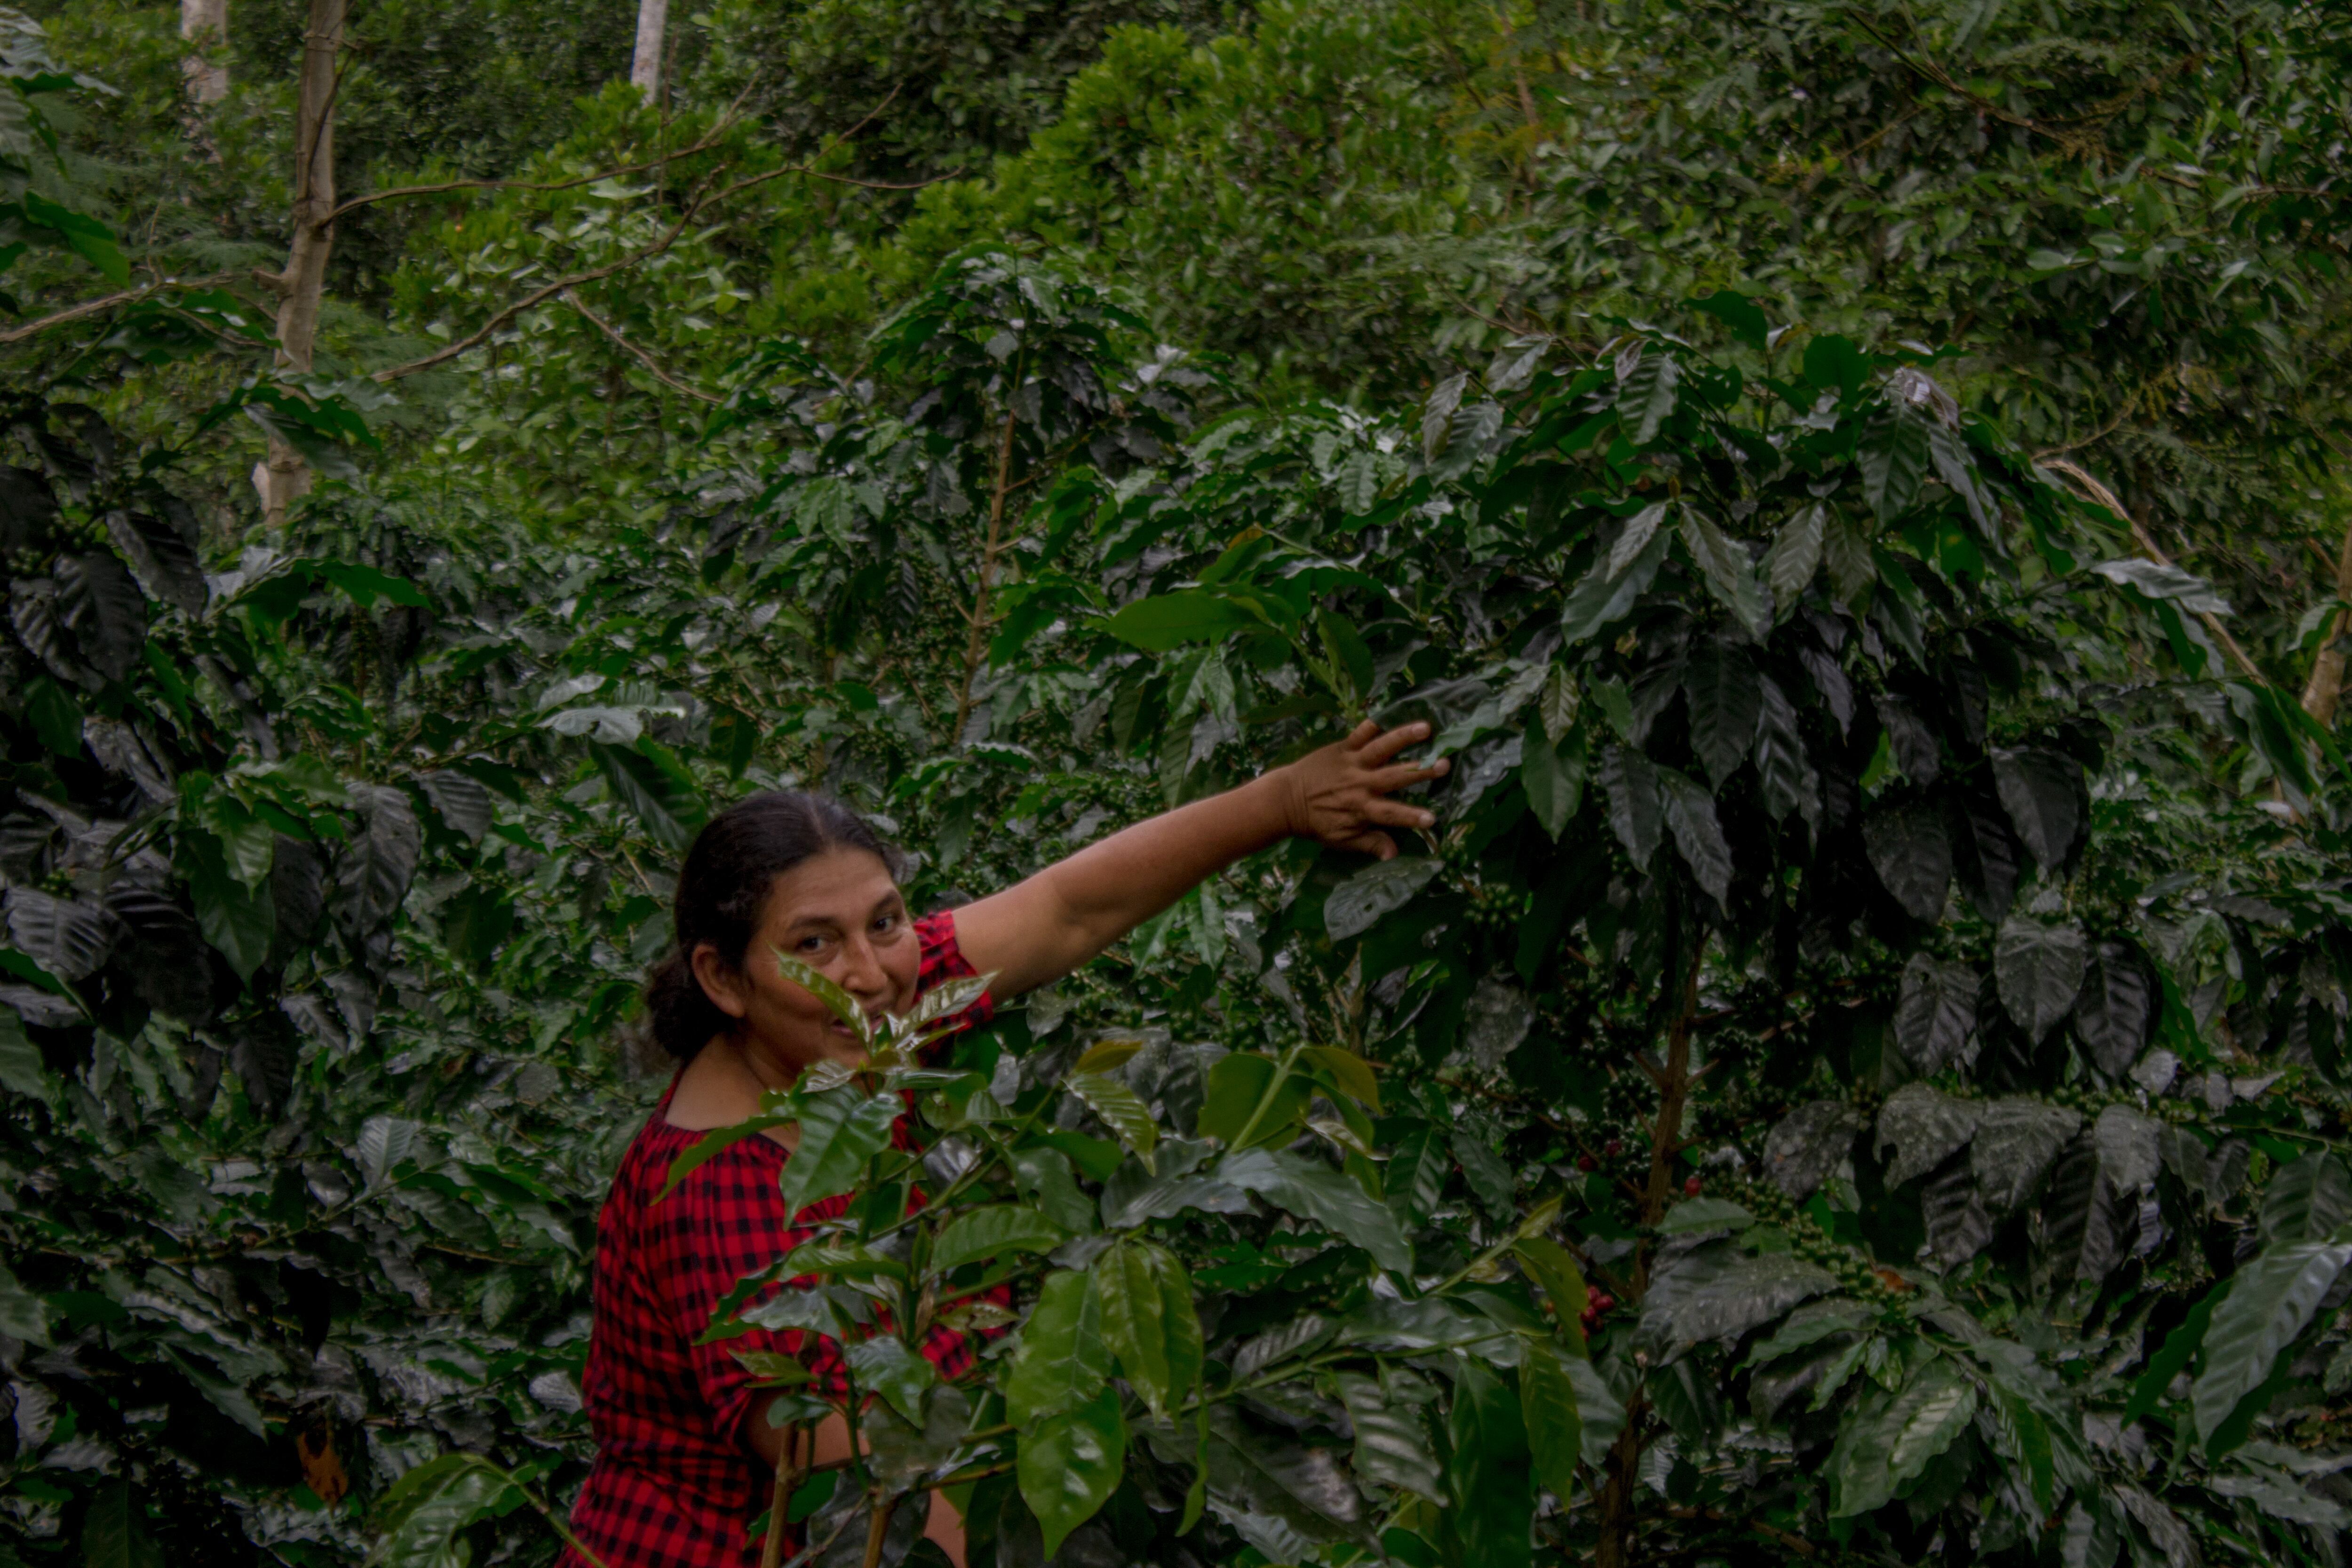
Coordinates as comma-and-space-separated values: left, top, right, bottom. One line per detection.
564, 720, 1446, 1568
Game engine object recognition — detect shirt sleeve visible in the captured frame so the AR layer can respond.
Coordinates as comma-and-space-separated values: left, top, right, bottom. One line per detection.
912, 909, 994, 1042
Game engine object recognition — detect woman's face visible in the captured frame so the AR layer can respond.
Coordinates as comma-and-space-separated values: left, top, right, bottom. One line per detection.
691, 847, 920, 1075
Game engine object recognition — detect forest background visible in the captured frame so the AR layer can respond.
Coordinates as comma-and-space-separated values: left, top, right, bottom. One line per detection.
1, 1, 2351, 1567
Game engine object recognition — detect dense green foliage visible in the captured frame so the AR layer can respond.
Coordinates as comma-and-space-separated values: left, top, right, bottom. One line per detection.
0, 4, 2350, 1568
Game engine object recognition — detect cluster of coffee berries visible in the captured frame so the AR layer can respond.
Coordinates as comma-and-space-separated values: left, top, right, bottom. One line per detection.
1580, 1289, 1618, 1330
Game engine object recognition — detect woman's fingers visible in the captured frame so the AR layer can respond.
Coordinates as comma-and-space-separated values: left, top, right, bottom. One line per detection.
1330, 828, 1398, 860
1365, 759, 1447, 793
1355, 721, 1431, 767
1363, 797, 1436, 829
1344, 718, 1383, 750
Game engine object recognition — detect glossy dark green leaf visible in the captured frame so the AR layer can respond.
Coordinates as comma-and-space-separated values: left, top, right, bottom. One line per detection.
1520, 722, 1585, 839
1969, 1098, 2082, 1211
1446, 1357, 1533, 1568
592, 739, 707, 852
1104, 589, 1260, 650
1827, 1357, 1976, 1517
1862, 797, 1952, 921
1092, 1238, 1200, 1419
1752, 672, 1821, 825
1616, 349, 1679, 443
1324, 854, 1441, 941
2123, 1293, 2217, 1424
1385, 1124, 1449, 1229
1017, 1386, 1124, 1558
2193, 1240, 2352, 1450
1693, 287, 1770, 350
1003, 1269, 1109, 1429
1217, 1146, 1413, 1273
2258, 1154, 2352, 1246
337, 784, 421, 936
1894, 952, 1979, 1073
1993, 746, 2083, 870
1764, 502, 1825, 605
2072, 940, 2152, 1076
1559, 509, 1672, 644
1599, 743, 1663, 866
1680, 508, 1770, 639
55, 550, 145, 682
1684, 641, 1761, 788
105, 508, 206, 616
3, 886, 118, 983
22, 672, 80, 755
1658, 765, 1732, 902
1335, 1369, 1444, 1499
1876, 1083, 1982, 1187
1641, 1246, 1841, 1352
1518, 1338, 1583, 1499
773, 1089, 901, 1218
1919, 1157, 1994, 1266
1763, 1100, 1863, 1200
1859, 409, 1932, 524
1872, 691, 1939, 785
1198, 1050, 1309, 1149
931, 1204, 1068, 1273
1994, 916, 2089, 1042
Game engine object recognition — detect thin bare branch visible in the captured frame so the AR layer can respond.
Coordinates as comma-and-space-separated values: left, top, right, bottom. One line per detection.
0, 284, 160, 344
2041, 455, 2266, 683
0, 271, 240, 346
562, 288, 720, 403
326, 125, 739, 224
372, 200, 706, 383
367, 87, 927, 384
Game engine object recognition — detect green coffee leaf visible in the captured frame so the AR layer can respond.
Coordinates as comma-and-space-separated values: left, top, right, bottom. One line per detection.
930, 1204, 1068, 1274
1004, 1269, 1110, 1429
1518, 1338, 1584, 1498
773, 1089, 900, 1218
1018, 1386, 1125, 1558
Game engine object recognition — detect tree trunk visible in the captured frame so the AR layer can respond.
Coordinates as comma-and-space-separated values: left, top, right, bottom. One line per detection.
2302, 519, 2352, 726
630, 0, 669, 96
254, 0, 343, 528
181, 0, 229, 103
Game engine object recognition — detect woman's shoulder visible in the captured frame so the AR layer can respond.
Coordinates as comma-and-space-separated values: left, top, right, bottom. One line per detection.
912, 908, 993, 1029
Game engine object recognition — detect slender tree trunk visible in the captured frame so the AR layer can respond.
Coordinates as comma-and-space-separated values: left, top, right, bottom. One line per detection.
2302, 519, 2352, 725
253, 0, 344, 528
630, 0, 669, 96
1596, 945, 1706, 1568
951, 406, 1021, 743
181, 0, 229, 103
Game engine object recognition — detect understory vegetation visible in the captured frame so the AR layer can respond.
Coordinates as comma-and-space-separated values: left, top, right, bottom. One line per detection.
1, 2, 2351, 1567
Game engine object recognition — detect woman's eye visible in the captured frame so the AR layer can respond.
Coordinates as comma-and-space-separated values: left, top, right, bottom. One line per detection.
872, 914, 901, 935
795, 935, 829, 954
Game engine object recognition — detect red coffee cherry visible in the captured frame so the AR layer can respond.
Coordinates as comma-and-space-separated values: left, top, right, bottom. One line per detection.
1684, 1175, 1703, 1196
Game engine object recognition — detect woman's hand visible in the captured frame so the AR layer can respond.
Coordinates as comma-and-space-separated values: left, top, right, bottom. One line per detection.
1275, 719, 1449, 860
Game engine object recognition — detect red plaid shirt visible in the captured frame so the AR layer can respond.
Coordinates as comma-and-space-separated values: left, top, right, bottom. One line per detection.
561, 912, 995, 1568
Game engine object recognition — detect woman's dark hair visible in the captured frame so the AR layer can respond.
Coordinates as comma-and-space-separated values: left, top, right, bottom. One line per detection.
641, 791, 892, 1063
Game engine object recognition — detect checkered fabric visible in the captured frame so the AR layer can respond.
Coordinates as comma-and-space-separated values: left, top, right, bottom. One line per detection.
560, 911, 996, 1568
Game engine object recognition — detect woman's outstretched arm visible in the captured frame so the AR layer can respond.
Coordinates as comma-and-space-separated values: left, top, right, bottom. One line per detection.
952, 720, 1447, 999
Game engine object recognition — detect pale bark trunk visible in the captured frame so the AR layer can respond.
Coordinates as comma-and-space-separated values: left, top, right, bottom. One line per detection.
181, 0, 229, 103
630, 0, 669, 96
2301, 520, 2352, 726
254, 0, 343, 528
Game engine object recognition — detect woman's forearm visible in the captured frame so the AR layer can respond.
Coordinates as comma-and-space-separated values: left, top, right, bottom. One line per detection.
953, 772, 1296, 997
951, 721, 1443, 999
